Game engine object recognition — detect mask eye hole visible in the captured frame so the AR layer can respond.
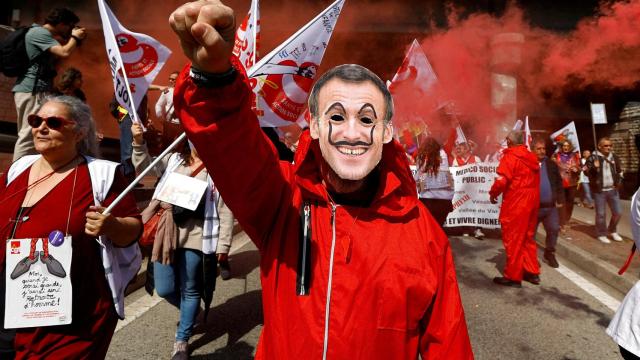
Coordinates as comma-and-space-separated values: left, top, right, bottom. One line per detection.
330, 114, 344, 122
360, 117, 373, 125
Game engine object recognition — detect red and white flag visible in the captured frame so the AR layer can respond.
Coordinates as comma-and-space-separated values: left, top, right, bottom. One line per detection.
248, 0, 345, 127
233, 0, 260, 72
524, 116, 532, 149
443, 125, 468, 161
388, 39, 438, 94
98, 0, 171, 125
550, 121, 581, 154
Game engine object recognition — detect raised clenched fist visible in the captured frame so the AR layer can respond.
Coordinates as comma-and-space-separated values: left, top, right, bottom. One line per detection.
169, 0, 236, 74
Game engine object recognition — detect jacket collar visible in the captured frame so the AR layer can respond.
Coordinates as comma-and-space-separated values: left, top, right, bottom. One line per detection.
293, 131, 418, 218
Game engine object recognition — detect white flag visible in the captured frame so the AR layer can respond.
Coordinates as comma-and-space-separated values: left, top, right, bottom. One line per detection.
590, 103, 607, 124
389, 39, 438, 94
98, 0, 171, 124
233, 0, 260, 72
550, 121, 581, 154
248, 0, 345, 127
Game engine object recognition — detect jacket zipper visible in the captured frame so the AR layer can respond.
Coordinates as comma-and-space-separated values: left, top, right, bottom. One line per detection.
299, 203, 311, 296
322, 203, 337, 360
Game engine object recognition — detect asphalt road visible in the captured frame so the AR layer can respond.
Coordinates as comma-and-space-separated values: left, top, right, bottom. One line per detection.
106, 233, 623, 360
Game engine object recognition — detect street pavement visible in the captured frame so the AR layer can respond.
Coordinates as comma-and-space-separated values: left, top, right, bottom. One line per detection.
107, 232, 623, 360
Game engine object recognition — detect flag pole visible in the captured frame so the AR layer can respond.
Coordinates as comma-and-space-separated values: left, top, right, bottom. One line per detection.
104, 132, 187, 214
590, 102, 598, 152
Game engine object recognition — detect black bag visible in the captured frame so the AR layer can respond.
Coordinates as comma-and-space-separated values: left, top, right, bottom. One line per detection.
0, 26, 32, 77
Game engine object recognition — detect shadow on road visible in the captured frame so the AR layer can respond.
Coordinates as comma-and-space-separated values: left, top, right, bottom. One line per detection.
452, 235, 612, 327
190, 341, 255, 359
190, 289, 263, 356
226, 250, 260, 279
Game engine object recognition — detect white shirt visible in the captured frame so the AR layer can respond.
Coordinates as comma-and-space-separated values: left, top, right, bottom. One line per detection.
155, 88, 178, 124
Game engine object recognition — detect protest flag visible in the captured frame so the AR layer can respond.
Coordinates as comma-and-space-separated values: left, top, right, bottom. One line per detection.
98, 0, 171, 126
388, 39, 438, 94
247, 0, 345, 127
550, 121, 581, 154
524, 116, 532, 150
443, 125, 468, 163
233, 0, 260, 72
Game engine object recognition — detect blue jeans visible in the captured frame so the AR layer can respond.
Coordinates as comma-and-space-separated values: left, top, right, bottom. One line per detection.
537, 207, 560, 252
154, 249, 203, 342
581, 182, 594, 205
594, 189, 622, 237
118, 115, 134, 177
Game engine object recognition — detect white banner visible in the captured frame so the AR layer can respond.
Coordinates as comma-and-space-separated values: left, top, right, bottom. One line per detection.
98, 0, 171, 124
550, 121, 581, 154
590, 103, 607, 124
233, 0, 260, 72
445, 162, 502, 229
248, 0, 344, 127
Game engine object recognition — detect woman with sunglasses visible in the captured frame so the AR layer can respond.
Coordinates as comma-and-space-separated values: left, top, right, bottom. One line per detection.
0, 95, 142, 359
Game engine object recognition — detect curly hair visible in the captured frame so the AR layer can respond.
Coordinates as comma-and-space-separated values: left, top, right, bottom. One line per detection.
415, 137, 442, 177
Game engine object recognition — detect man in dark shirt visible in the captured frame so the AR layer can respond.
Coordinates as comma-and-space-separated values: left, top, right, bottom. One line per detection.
533, 140, 564, 268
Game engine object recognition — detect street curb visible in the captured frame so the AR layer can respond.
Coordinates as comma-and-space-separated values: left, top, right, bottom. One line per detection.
535, 229, 636, 295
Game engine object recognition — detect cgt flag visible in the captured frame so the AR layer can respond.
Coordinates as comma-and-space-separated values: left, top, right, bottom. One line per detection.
550, 121, 581, 154
98, 0, 171, 125
233, 0, 260, 72
247, 0, 345, 127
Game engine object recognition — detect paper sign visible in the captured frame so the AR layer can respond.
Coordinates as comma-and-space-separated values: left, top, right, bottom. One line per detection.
5, 237, 72, 328
591, 103, 607, 124
446, 162, 502, 229
155, 172, 208, 211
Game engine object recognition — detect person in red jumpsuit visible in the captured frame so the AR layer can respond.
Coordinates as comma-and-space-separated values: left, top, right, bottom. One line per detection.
490, 131, 541, 287
168, 1, 474, 359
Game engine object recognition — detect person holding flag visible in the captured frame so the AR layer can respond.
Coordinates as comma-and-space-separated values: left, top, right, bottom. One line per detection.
168, 1, 473, 359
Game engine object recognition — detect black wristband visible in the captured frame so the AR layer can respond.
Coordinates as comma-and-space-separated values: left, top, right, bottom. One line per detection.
71, 35, 82, 44
190, 66, 237, 88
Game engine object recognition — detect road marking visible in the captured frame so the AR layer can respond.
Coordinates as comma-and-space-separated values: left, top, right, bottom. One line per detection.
115, 233, 254, 333
115, 294, 163, 333
555, 263, 620, 312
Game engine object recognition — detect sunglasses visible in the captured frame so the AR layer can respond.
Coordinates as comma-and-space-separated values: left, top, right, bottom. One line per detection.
27, 114, 75, 130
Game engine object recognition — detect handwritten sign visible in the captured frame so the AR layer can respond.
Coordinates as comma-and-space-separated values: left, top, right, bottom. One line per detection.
155, 172, 208, 211
5, 237, 72, 328
446, 162, 502, 229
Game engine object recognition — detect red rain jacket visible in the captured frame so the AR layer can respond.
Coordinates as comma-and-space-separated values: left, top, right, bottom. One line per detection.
174, 65, 473, 359
489, 145, 540, 280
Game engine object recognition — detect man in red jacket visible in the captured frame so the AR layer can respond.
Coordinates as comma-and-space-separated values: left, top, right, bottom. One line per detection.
169, 1, 473, 359
490, 131, 541, 287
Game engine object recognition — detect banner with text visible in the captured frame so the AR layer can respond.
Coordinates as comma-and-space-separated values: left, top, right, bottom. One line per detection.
445, 162, 502, 229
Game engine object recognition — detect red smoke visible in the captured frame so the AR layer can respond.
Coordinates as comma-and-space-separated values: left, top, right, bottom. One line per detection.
391, 0, 640, 146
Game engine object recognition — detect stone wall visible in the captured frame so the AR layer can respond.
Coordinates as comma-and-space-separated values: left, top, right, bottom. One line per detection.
611, 102, 640, 173
0, 74, 16, 123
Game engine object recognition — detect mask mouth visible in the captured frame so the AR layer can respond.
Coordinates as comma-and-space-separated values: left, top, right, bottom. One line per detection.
335, 146, 368, 157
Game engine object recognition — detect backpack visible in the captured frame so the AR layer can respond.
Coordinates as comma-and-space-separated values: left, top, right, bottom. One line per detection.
0, 26, 33, 77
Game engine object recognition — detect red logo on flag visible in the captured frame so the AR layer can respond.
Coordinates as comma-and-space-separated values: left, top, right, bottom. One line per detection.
10, 241, 20, 255
116, 33, 159, 78
260, 60, 317, 123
